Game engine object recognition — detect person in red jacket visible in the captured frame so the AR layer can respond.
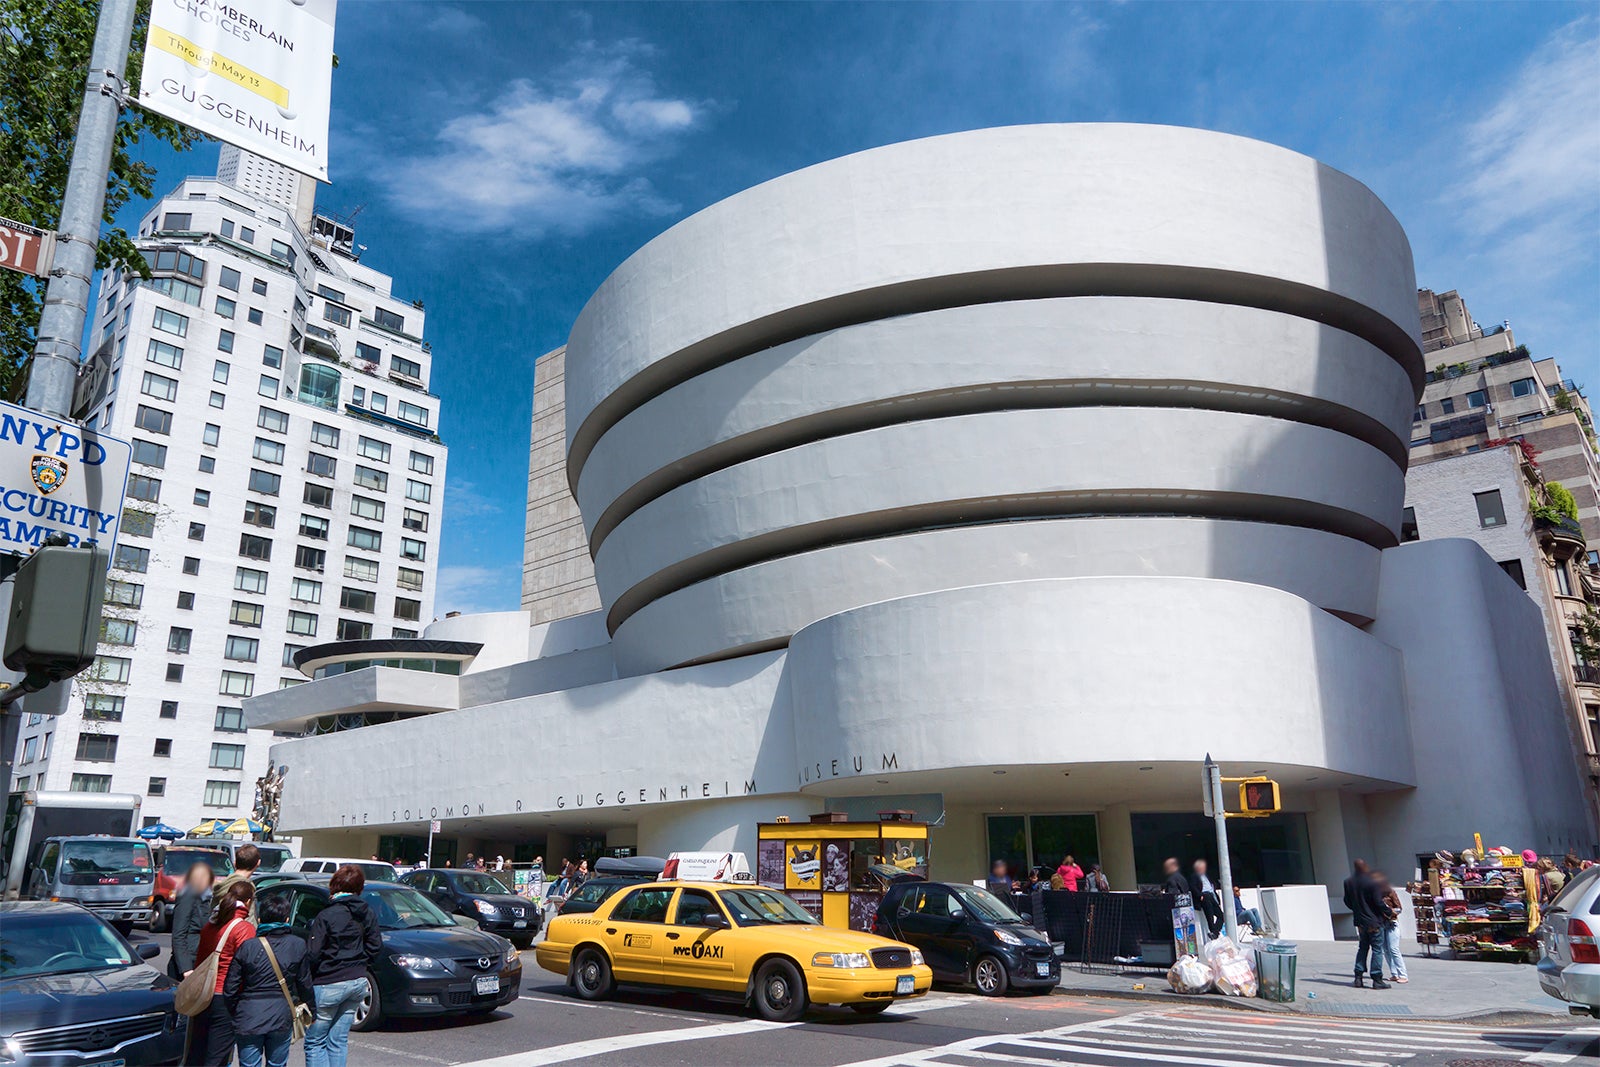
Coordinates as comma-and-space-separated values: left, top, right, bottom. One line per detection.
1055, 855, 1084, 892
184, 880, 257, 1065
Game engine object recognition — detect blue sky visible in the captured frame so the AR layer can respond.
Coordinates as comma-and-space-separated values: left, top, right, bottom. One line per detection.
117, 1, 1600, 614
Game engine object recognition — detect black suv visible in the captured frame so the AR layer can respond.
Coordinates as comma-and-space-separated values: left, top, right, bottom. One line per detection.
400, 868, 541, 948
873, 881, 1058, 995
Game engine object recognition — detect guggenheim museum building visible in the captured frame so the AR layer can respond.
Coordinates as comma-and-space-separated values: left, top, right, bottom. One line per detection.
248, 124, 1596, 898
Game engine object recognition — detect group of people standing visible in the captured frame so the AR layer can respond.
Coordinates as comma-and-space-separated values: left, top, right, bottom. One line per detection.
167, 849, 382, 1066
986, 854, 1111, 896
1159, 857, 1262, 938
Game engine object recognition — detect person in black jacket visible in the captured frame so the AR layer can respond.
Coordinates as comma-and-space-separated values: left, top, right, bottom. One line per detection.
303, 866, 383, 1067
168, 861, 215, 979
1161, 857, 1194, 900
224, 892, 310, 1067
1342, 859, 1389, 989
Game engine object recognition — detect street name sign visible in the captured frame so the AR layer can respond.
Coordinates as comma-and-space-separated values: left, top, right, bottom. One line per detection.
0, 400, 131, 558
0, 219, 57, 279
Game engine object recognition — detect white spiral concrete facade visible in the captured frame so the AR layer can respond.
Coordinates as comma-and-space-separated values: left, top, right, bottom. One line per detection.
566, 123, 1423, 674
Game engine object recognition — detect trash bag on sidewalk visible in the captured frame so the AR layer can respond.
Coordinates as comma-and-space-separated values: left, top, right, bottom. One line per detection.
1201, 935, 1258, 997
1167, 954, 1213, 994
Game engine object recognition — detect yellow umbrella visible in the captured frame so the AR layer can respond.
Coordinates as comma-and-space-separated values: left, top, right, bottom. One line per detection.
189, 819, 226, 836
224, 818, 266, 836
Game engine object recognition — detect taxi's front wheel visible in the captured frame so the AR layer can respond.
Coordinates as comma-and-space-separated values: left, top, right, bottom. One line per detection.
572, 947, 616, 1001
753, 958, 808, 1022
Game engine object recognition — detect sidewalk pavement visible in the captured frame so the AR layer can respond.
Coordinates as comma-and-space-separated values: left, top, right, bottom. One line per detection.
1053, 940, 1567, 1024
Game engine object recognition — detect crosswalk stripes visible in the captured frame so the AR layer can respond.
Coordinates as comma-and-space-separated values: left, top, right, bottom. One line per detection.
837, 1007, 1600, 1067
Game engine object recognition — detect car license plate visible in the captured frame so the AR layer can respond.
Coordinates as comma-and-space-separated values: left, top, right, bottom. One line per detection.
1035, 961, 1051, 977
895, 975, 914, 995
514, 919, 527, 928
475, 975, 500, 996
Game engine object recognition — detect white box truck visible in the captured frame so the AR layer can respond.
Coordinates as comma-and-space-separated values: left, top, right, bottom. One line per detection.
2, 789, 143, 898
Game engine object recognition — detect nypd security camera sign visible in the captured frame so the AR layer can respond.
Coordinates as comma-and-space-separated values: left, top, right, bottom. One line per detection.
0, 400, 131, 558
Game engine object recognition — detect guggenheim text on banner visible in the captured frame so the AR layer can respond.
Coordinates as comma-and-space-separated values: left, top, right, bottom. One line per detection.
0, 400, 131, 559
138, 0, 338, 181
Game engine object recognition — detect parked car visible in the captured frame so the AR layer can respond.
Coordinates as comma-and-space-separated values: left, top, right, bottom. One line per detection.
171, 838, 293, 872
1536, 864, 1600, 1018
399, 868, 541, 947
257, 880, 520, 1031
149, 847, 232, 932
283, 857, 398, 882
22, 836, 155, 933
872, 881, 1059, 995
0, 901, 184, 1065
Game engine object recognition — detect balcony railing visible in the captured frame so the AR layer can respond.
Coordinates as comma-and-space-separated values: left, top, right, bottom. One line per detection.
1574, 664, 1600, 686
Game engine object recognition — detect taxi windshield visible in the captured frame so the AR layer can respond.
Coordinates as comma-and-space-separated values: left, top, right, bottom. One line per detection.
717, 888, 819, 926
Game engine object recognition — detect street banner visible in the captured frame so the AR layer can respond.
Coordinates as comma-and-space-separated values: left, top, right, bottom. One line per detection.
138, 0, 338, 180
0, 219, 56, 279
0, 399, 131, 558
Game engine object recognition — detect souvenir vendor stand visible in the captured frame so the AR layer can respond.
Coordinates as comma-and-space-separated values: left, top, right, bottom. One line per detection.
757, 812, 929, 931
1414, 838, 1541, 963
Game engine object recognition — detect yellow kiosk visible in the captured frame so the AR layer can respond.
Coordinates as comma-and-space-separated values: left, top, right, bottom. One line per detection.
757, 812, 930, 931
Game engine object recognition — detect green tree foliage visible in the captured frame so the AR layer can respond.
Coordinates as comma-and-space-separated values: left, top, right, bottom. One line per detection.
1547, 481, 1580, 522
1, 0, 200, 396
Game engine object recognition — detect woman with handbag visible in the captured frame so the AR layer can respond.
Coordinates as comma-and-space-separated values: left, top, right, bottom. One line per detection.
225, 892, 313, 1067
181, 880, 257, 1065
303, 865, 382, 1067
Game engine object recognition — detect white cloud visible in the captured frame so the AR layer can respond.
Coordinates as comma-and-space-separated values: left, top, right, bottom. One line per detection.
424, 6, 485, 36
445, 479, 502, 521
1445, 16, 1599, 270
384, 43, 702, 235
436, 564, 519, 616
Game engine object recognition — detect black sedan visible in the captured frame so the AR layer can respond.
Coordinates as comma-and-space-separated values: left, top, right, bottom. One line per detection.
873, 881, 1059, 995
399, 868, 541, 947
257, 880, 521, 1031
0, 901, 185, 1065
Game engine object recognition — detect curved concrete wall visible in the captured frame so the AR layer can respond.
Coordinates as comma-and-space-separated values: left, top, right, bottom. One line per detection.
785, 577, 1414, 788
565, 124, 1421, 669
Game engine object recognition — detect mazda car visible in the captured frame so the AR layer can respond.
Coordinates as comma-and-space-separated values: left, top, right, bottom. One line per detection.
257, 880, 521, 1031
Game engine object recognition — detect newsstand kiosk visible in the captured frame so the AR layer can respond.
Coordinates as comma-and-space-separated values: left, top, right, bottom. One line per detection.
757, 812, 930, 931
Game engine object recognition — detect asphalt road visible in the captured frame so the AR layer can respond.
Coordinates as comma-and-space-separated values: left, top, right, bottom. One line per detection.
130, 929, 1599, 1067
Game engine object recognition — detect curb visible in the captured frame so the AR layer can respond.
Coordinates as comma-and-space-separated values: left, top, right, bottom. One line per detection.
1050, 984, 1568, 1027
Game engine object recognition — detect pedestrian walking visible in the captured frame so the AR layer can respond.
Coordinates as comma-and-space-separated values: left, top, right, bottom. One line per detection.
1055, 855, 1084, 892
225, 892, 312, 1067
1376, 871, 1408, 983
184, 880, 257, 1064
1191, 859, 1224, 938
169, 862, 216, 980
1343, 859, 1388, 988
303, 865, 382, 1067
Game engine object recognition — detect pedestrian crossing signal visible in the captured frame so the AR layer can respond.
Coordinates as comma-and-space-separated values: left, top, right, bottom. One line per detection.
1239, 779, 1281, 815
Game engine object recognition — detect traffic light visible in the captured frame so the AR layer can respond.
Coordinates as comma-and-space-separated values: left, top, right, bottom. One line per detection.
1239, 779, 1281, 815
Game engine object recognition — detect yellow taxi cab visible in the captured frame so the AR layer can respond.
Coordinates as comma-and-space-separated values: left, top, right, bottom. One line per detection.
535, 878, 933, 1020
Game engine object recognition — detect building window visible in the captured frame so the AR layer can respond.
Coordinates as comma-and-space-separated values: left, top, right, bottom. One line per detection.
248, 469, 281, 496
203, 781, 240, 807
210, 742, 246, 769
253, 437, 286, 465
127, 474, 162, 502
123, 510, 156, 537
397, 567, 423, 591
344, 557, 378, 582
371, 392, 388, 413
310, 422, 339, 447
351, 495, 385, 521
133, 404, 171, 435
199, 456, 216, 473
84, 694, 125, 720
215, 706, 245, 731
394, 597, 421, 622
337, 618, 373, 641
291, 578, 322, 603
392, 628, 418, 639
131, 439, 167, 468
101, 618, 137, 645
322, 302, 352, 327
1474, 490, 1506, 528
340, 587, 376, 613
234, 566, 268, 594
287, 610, 318, 636
75, 733, 118, 762
354, 466, 387, 492
1467, 389, 1487, 409
295, 545, 326, 572
148, 777, 166, 796
355, 340, 380, 364
107, 580, 143, 608
203, 423, 222, 448
258, 406, 289, 433
253, 278, 268, 295
70, 773, 113, 793
141, 371, 178, 401
374, 307, 405, 333
358, 437, 390, 463
162, 212, 192, 231
1441, 396, 1455, 415
194, 489, 210, 507
405, 479, 431, 503
263, 343, 282, 369
1497, 559, 1526, 590
306, 452, 337, 478
392, 355, 422, 380
219, 266, 240, 291
167, 627, 192, 654
1556, 563, 1574, 597
176, 591, 194, 610
230, 600, 264, 628
113, 544, 149, 572
298, 364, 341, 410
215, 295, 236, 318
347, 526, 382, 552
408, 451, 434, 475
223, 635, 259, 663
1510, 377, 1537, 398
239, 533, 272, 560
187, 522, 205, 541
91, 655, 132, 683
303, 483, 333, 509
299, 514, 329, 540
147, 338, 183, 369
401, 538, 426, 561
248, 307, 264, 325
352, 386, 365, 407
165, 663, 183, 682
152, 306, 189, 337
217, 330, 234, 354
160, 700, 178, 719
258, 374, 278, 398
219, 671, 254, 697
244, 502, 276, 529
402, 508, 428, 532
282, 644, 304, 668
397, 401, 428, 426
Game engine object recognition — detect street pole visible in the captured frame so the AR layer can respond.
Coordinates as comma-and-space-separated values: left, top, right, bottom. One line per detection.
25, 0, 139, 420
1205, 754, 1239, 944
